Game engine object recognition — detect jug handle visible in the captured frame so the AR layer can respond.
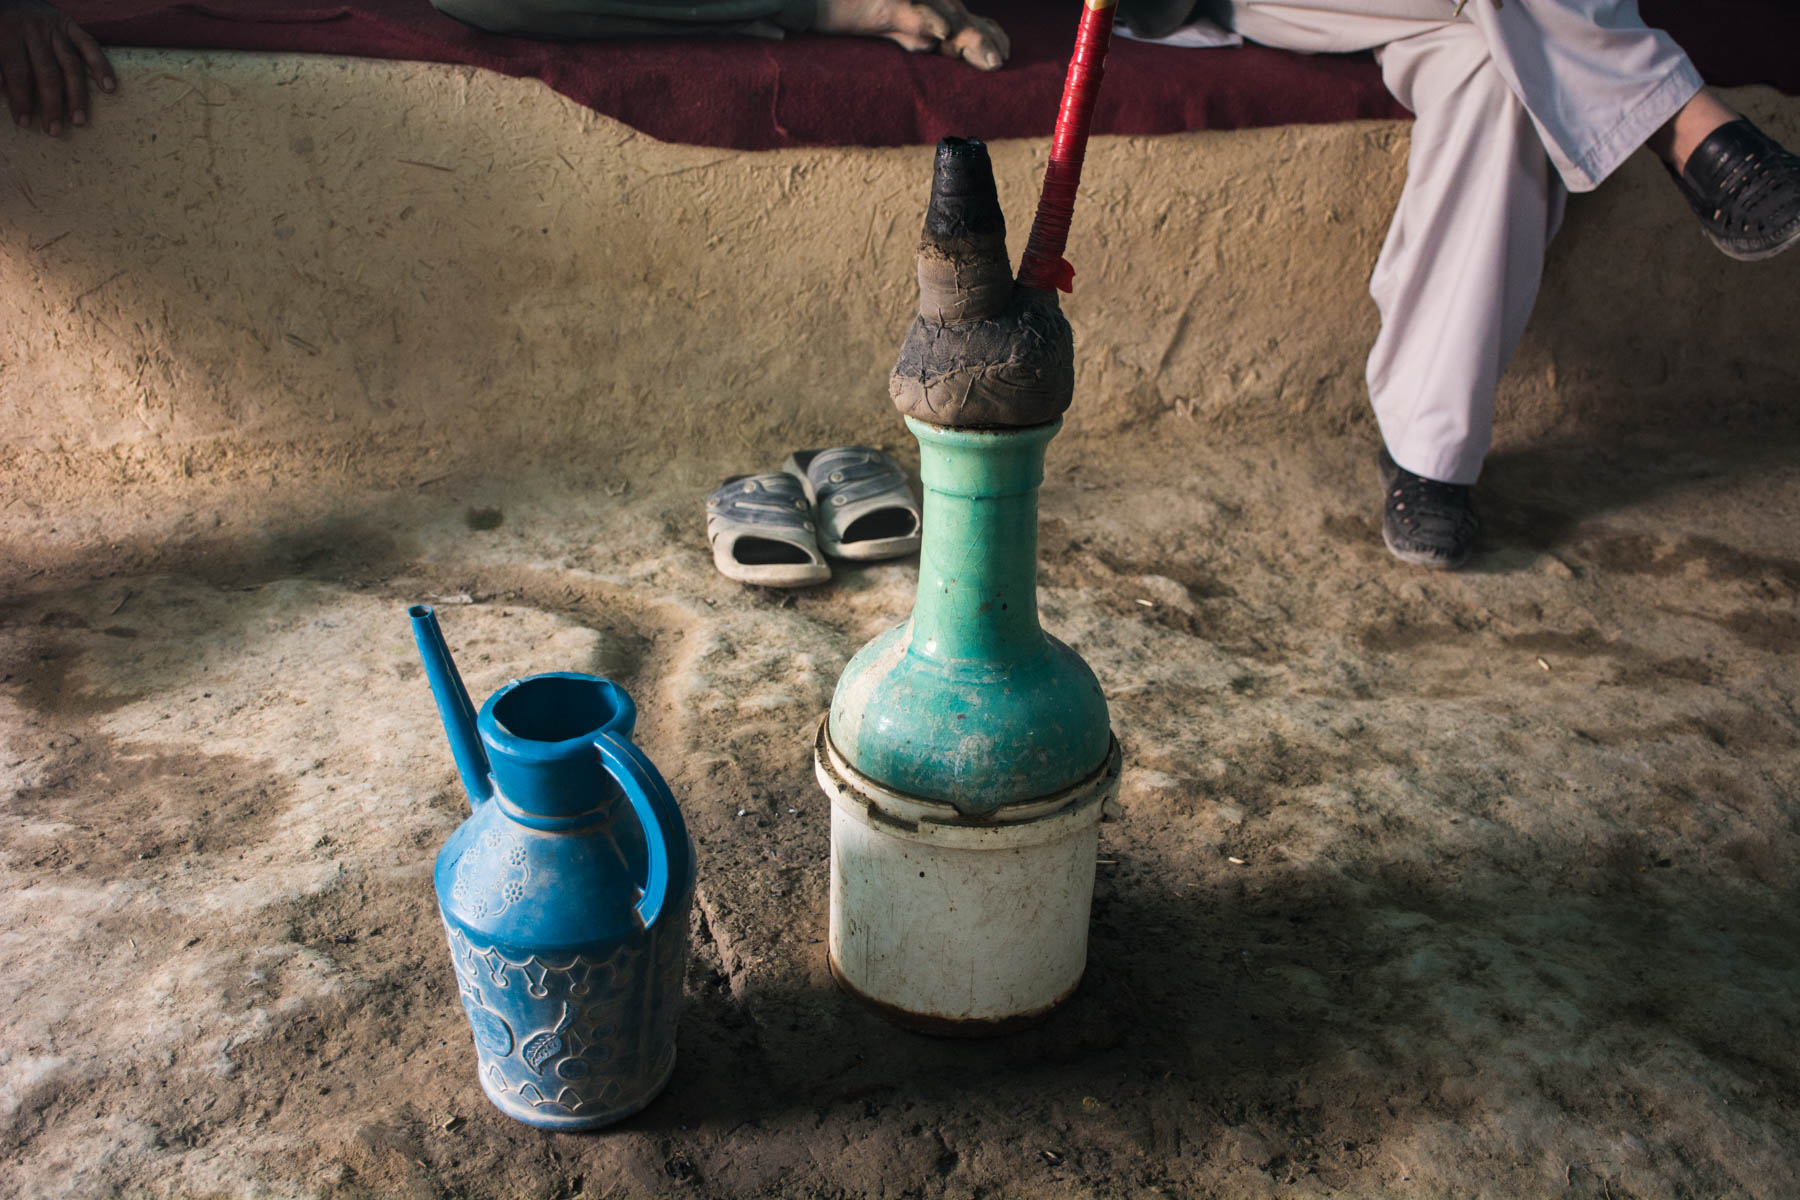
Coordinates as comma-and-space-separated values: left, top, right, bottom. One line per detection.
594, 731, 671, 931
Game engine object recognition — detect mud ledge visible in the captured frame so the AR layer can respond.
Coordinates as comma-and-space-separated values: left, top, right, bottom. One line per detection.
2, 50, 1796, 512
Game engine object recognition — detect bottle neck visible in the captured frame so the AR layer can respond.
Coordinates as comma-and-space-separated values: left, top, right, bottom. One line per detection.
904, 417, 1059, 665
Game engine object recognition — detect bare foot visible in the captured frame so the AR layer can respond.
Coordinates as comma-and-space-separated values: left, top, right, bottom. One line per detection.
1649, 88, 1739, 174
815, 0, 1010, 70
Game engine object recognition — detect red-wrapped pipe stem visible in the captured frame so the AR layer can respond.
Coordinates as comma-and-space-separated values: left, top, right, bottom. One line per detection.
1015, 0, 1118, 293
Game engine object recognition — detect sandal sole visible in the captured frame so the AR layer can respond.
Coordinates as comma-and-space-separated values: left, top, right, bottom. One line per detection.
710, 550, 831, 587
822, 533, 922, 562
1381, 525, 1471, 570
1706, 217, 1800, 262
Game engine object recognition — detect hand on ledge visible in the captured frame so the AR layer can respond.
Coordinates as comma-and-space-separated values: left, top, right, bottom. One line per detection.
0, 0, 115, 136
817, 0, 1010, 71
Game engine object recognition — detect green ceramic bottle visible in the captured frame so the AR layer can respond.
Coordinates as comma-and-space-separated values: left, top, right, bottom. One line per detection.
826, 139, 1112, 816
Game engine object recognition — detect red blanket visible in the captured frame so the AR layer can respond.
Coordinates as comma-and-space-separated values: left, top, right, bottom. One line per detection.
61, 0, 1800, 151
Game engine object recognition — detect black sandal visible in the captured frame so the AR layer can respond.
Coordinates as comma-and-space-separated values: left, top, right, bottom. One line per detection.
1378, 448, 1478, 571
1670, 118, 1800, 263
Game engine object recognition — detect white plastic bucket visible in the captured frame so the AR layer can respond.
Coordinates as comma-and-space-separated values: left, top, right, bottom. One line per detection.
815, 719, 1121, 1033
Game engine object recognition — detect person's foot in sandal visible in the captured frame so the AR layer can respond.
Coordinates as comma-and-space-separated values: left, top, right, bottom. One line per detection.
783, 447, 922, 562
1652, 90, 1800, 263
1379, 447, 1478, 571
1668, 117, 1800, 262
705, 473, 832, 587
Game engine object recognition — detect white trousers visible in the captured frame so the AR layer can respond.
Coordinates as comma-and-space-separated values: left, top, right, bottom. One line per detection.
1228, 0, 1704, 483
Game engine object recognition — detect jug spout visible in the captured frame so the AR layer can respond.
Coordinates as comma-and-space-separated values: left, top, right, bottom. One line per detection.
410, 604, 494, 809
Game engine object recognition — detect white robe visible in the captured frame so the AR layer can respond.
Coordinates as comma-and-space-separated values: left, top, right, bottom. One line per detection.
1226, 1, 1704, 483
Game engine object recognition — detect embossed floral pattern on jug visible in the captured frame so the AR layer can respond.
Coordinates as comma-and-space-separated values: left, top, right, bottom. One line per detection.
443, 916, 690, 1124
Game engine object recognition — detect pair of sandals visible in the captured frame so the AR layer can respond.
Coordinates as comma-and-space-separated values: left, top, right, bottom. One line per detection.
706, 447, 922, 587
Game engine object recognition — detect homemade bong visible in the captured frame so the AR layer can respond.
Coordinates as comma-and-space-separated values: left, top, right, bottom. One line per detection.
816, 0, 1122, 1032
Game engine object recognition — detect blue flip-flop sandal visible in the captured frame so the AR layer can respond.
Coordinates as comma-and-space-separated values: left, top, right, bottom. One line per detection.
782, 447, 922, 562
705, 473, 832, 587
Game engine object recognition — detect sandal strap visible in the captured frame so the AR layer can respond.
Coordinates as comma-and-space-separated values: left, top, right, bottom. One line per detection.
706, 474, 816, 535
800, 447, 910, 510
1381, 451, 1477, 536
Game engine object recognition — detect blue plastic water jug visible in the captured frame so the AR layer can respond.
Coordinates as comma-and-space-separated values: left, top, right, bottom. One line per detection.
410, 605, 696, 1130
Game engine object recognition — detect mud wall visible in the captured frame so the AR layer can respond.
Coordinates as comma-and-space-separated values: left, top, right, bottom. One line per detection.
1, 50, 1795, 501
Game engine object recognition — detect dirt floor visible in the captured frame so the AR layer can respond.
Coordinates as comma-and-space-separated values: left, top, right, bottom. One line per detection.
3, 397, 1799, 1199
